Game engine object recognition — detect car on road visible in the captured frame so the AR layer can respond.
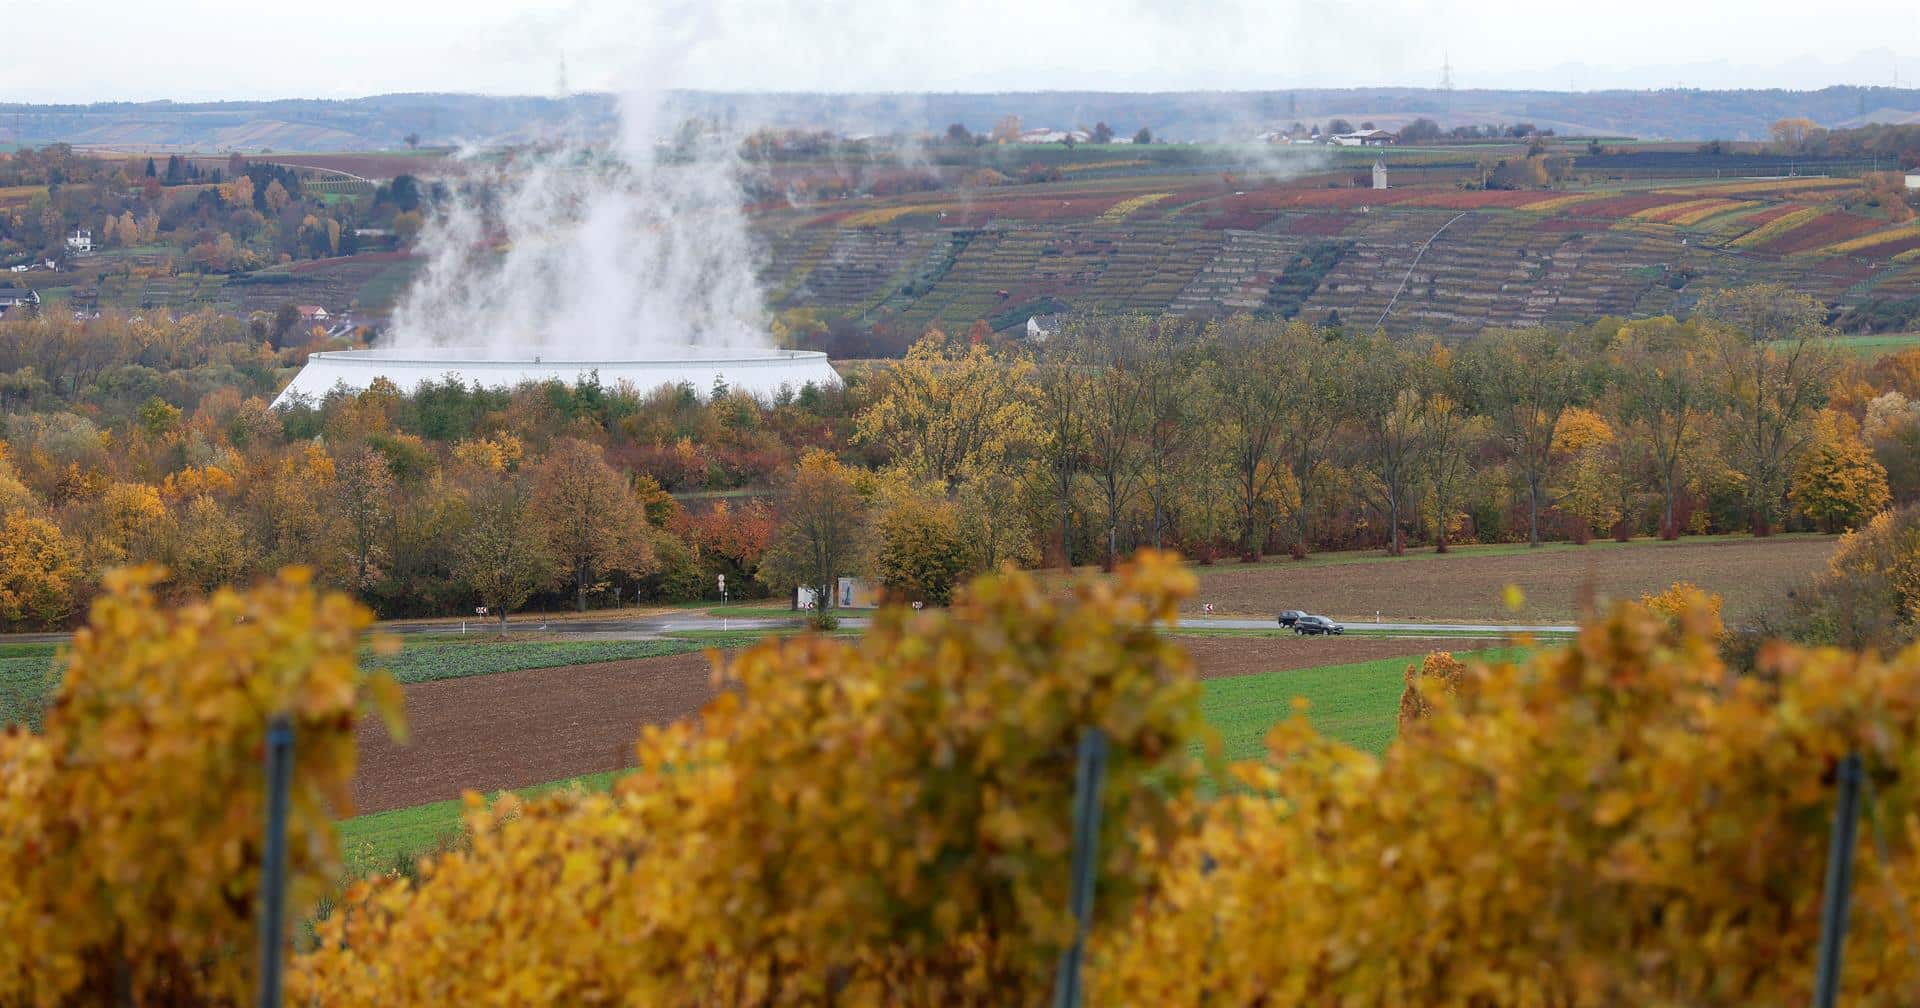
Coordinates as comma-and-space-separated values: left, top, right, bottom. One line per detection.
1293, 614, 1344, 636
1276, 609, 1306, 627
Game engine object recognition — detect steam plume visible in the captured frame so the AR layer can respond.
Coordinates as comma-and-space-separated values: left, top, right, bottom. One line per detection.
389, 90, 766, 359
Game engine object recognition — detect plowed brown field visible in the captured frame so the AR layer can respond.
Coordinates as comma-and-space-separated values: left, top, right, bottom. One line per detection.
351, 635, 1443, 814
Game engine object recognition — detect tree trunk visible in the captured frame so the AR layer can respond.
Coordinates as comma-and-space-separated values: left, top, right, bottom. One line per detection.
576, 563, 589, 612
1387, 495, 1405, 557
1662, 487, 1678, 541
497, 610, 508, 635
1527, 478, 1542, 547
1435, 518, 1449, 554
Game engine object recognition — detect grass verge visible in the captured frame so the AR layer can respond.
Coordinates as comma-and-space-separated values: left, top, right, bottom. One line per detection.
1201, 647, 1528, 760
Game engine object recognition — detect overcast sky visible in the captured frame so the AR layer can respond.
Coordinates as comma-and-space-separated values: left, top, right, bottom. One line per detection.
2, 0, 1916, 103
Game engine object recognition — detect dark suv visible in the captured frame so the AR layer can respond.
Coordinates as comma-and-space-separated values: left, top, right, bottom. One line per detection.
1276, 610, 1306, 627
1293, 614, 1345, 636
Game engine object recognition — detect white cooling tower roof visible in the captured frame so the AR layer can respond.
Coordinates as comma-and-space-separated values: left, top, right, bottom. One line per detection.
271, 346, 840, 408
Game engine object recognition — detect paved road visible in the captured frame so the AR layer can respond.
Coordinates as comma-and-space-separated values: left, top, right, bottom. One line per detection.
2, 611, 1575, 646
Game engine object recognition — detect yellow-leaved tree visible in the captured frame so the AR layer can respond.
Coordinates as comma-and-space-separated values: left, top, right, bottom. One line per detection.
0, 567, 404, 1005
295, 552, 1207, 1006
1793, 408, 1892, 532
1097, 588, 1920, 1005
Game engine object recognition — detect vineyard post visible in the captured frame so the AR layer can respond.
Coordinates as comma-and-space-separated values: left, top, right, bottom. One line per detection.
1051, 728, 1109, 1008
1813, 751, 1863, 1008
257, 716, 294, 1008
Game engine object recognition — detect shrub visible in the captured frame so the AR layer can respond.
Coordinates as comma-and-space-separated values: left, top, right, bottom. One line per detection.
1100, 587, 1920, 1005
0, 567, 402, 1004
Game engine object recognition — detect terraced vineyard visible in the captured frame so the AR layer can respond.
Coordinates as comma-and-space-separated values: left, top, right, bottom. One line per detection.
750, 170, 1920, 337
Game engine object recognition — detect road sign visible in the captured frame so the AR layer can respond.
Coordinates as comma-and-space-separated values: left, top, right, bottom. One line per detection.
717, 574, 726, 589
476, 606, 489, 616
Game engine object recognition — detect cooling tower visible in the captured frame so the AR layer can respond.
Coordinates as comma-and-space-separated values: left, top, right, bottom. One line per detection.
271, 346, 840, 408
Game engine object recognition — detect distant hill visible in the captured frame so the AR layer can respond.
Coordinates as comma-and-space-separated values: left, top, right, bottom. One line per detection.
3, 86, 1919, 151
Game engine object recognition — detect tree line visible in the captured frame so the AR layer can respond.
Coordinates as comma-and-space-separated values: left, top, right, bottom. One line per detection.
6, 284, 1919, 629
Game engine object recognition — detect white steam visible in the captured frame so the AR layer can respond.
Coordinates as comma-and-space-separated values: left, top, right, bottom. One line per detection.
389, 93, 767, 359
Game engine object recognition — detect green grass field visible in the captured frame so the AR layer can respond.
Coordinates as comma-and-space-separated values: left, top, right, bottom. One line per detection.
369, 637, 717, 685
1201, 647, 1523, 760
1771, 332, 1920, 359
336, 645, 1528, 875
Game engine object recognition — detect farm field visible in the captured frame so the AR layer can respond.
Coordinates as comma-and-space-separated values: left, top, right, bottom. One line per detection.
1201, 646, 1526, 760
349, 632, 1452, 815
339, 634, 1487, 872
0, 634, 736, 731
1184, 534, 1836, 624
1777, 331, 1920, 358
744, 159, 1920, 338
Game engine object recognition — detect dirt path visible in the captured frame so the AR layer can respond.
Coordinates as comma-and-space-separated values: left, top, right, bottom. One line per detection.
352, 635, 1451, 814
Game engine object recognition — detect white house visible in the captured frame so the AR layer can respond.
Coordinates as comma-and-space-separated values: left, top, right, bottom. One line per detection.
295, 304, 331, 322
1026, 313, 1065, 341
1907, 173, 1920, 191
66, 229, 93, 254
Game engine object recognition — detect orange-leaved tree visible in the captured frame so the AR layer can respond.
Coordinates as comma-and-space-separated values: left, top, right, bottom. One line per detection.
0, 567, 403, 1006
295, 551, 1208, 1006
1098, 587, 1920, 1005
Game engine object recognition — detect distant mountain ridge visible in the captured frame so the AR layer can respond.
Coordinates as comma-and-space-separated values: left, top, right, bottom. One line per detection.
4, 86, 1919, 150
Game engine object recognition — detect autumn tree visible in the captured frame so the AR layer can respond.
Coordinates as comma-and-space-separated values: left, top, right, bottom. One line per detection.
855, 333, 1040, 490
759, 449, 867, 609
1068, 318, 1154, 568
1606, 317, 1716, 539
533, 438, 657, 611
0, 509, 81, 628
1350, 335, 1431, 556
170, 495, 256, 595
0, 567, 401, 1004
1792, 410, 1891, 531
1700, 287, 1841, 535
1418, 382, 1488, 553
1206, 316, 1297, 559
1101, 589, 1920, 1005
1033, 336, 1090, 567
332, 447, 396, 590
1456, 327, 1594, 546
297, 554, 1203, 1004
870, 482, 976, 605
453, 467, 558, 631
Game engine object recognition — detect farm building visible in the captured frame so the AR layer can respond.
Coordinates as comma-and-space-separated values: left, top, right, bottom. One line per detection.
296, 305, 332, 322
66, 229, 92, 254
1026, 313, 1066, 341
1330, 130, 1396, 147
1908, 173, 1919, 190
0, 288, 41, 312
